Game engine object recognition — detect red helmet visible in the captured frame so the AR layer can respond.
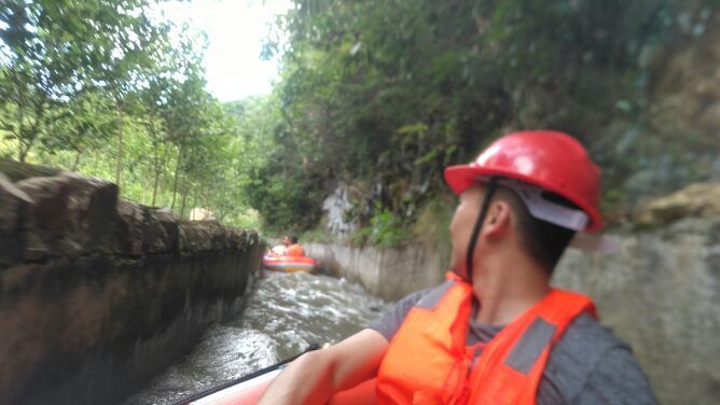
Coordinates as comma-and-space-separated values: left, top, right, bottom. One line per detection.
444, 130, 603, 232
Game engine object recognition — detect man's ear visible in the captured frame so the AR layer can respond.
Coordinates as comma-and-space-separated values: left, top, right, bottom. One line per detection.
482, 201, 512, 239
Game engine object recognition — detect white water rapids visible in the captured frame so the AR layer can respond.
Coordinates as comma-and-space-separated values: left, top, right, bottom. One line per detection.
125, 271, 388, 405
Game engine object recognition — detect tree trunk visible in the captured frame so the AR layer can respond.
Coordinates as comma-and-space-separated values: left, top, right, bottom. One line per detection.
19, 97, 50, 163
151, 122, 160, 207
18, 144, 29, 162
16, 124, 31, 163
171, 147, 182, 211
180, 192, 188, 220
152, 163, 160, 207
72, 149, 82, 171
115, 103, 124, 187
189, 193, 197, 218
16, 94, 27, 162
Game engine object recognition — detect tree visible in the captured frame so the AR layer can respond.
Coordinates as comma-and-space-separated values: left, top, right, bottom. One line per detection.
45, 90, 118, 171
0, 0, 169, 161
253, 0, 707, 237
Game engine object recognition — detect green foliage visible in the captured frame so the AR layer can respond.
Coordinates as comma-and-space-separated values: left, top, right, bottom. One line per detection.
351, 204, 410, 248
0, 1, 264, 228
251, 0, 720, 241
224, 207, 263, 230
411, 195, 454, 250
0, 0, 169, 161
2, 0, 718, 243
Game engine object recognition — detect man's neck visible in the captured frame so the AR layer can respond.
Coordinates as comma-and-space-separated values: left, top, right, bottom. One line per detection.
472, 255, 551, 326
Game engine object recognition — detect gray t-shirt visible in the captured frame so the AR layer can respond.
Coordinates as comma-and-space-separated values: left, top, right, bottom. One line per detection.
369, 288, 657, 404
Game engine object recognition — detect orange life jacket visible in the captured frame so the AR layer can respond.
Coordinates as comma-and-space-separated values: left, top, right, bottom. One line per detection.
376, 273, 595, 404
286, 244, 305, 257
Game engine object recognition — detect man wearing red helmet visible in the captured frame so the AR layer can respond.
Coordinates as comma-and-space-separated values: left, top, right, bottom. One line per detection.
259, 131, 655, 404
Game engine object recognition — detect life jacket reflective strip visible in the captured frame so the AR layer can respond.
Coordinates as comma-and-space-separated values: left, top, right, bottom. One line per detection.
376, 274, 595, 405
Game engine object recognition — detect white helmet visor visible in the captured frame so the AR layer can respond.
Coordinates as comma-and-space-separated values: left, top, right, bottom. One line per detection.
478, 177, 590, 232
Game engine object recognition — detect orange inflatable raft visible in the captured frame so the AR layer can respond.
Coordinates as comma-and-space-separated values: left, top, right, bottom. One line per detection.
173, 346, 375, 405
262, 254, 319, 274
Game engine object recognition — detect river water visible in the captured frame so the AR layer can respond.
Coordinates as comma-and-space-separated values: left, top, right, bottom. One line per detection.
125, 271, 388, 405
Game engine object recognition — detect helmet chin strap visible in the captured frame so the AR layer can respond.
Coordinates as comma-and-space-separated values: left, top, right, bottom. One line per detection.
465, 177, 498, 284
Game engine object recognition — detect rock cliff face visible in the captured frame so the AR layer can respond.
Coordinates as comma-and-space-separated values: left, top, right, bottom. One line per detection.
624, 12, 720, 204
307, 183, 720, 405
0, 169, 263, 405
555, 219, 719, 405
556, 183, 720, 405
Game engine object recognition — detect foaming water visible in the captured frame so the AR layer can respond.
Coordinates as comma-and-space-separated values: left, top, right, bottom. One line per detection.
125, 271, 388, 405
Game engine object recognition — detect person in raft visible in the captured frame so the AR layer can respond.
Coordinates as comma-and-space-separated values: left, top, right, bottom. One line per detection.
269, 235, 292, 256
258, 130, 656, 404
286, 236, 305, 257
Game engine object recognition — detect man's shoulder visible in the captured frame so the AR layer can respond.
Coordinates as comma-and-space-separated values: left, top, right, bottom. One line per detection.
547, 313, 624, 374
540, 314, 656, 404
554, 313, 624, 360
367, 283, 448, 341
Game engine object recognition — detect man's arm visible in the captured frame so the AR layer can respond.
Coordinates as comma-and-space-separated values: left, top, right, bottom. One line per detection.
257, 329, 388, 405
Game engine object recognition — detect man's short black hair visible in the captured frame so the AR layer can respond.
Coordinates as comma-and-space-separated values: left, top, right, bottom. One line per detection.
291, 236, 298, 244
500, 187, 577, 274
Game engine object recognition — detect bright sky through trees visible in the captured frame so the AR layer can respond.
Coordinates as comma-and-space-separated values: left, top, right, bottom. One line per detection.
161, 0, 290, 102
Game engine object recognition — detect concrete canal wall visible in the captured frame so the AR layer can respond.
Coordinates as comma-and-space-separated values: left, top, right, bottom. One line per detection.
0, 170, 264, 405
305, 241, 450, 302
